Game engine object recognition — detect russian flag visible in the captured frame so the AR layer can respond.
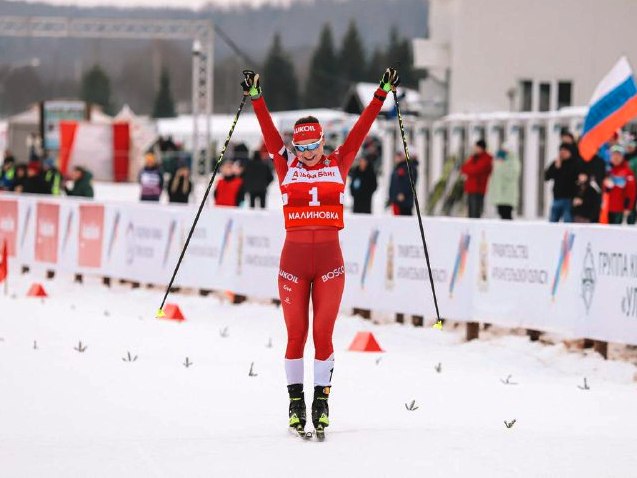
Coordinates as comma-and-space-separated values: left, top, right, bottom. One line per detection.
579, 57, 637, 161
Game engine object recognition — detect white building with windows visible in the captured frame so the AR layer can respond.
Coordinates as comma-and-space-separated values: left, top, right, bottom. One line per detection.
403, 0, 637, 219
414, 0, 637, 115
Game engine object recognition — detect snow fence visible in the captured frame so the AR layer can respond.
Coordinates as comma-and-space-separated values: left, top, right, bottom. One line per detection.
1, 193, 636, 345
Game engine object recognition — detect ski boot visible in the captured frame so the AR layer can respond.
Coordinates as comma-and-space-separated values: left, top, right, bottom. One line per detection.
288, 384, 310, 439
311, 386, 330, 441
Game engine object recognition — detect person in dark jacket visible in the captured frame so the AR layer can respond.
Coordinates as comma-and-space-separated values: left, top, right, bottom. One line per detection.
388, 152, 416, 216
580, 154, 606, 223
167, 158, 193, 204
65, 166, 94, 198
214, 160, 244, 207
139, 152, 164, 202
572, 172, 601, 223
349, 156, 377, 214
242, 150, 273, 208
23, 163, 49, 194
460, 139, 493, 218
11, 164, 27, 193
544, 143, 579, 222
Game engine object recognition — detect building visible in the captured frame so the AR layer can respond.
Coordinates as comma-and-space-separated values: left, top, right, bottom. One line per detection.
414, 0, 637, 115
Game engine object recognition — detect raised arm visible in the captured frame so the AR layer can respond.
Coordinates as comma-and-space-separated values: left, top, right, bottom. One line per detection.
242, 70, 290, 181
337, 68, 400, 175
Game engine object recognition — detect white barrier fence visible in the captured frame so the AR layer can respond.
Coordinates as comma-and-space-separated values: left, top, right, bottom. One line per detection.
1, 193, 636, 346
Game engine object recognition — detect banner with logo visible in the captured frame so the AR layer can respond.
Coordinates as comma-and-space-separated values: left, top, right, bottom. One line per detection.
0, 198, 19, 256
35, 202, 60, 264
470, 222, 580, 335
78, 204, 105, 269
575, 227, 637, 345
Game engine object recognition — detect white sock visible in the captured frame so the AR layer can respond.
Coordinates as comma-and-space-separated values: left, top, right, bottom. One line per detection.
285, 358, 304, 385
314, 354, 335, 387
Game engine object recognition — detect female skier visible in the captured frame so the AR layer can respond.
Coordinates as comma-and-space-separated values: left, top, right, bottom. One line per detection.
241, 68, 399, 438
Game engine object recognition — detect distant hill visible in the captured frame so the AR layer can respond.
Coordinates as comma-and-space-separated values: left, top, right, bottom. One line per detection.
0, 0, 428, 114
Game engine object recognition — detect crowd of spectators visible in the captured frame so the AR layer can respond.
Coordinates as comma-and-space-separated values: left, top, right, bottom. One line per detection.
0, 146, 94, 198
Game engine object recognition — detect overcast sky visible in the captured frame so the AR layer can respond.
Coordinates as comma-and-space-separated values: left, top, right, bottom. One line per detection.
14, 0, 293, 9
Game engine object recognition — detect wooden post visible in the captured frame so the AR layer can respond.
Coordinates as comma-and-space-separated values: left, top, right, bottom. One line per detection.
353, 308, 371, 320
74, 274, 83, 284
102, 277, 111, 288
593, 341, 608, 359
21, 265, 29, 274
232, 294, 247, 304
527, 329, 542, 342
199, 289, 212, 297
131, 282, 140, 289
46, 270, 55, 279
412, 315, 424, 327
466, 322, 479, 341
396, 313, 405, 324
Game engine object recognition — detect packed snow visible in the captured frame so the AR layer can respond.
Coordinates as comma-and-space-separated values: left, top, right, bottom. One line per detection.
1, 267, 636, 477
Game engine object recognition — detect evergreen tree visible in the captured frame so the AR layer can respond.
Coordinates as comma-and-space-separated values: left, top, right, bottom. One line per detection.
338, 20, 367, 84
262, 33, 299, 111
305, 24, 339, 108
153, 68, 176, 118
80, 65, 113, 114
367, 47, 386, 83
384, 26, 417, 88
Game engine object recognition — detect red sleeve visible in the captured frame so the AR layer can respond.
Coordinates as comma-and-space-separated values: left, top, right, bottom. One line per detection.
336, 87, 387, 176
251, 96, 290, 183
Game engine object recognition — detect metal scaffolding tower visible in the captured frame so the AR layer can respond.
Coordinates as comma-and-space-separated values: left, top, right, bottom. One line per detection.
0, 15, 214, 174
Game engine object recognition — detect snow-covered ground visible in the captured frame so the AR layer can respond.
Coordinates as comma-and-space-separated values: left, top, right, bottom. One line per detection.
1, 268, 637, 477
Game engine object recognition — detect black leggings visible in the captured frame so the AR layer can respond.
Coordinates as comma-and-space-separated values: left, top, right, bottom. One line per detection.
497, 205, 513, 220
249, 191, 267, 209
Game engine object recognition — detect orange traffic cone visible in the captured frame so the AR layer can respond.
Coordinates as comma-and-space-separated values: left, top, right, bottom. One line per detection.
348, 331, 384, 352
157, 303, 185, 322
27, 283, 48, 298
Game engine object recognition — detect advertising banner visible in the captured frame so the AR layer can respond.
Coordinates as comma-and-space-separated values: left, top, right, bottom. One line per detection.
78, 204, 105, 269
0, 198, 18, 256
35, 202, 60, 264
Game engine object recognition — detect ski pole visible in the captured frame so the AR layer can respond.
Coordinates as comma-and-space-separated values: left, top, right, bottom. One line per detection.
157, 95, 248, 317
391, 89, 443, 330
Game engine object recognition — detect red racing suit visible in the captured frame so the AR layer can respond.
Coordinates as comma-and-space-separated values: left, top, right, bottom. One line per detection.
252, 87, 387, 386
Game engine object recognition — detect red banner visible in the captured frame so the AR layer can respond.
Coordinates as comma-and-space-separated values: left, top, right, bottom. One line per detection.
59, 121, 79, 175
0, 199, 18, 257
78, 204, 105, 268
35, 203, 60, 264
113, 122, 130, 182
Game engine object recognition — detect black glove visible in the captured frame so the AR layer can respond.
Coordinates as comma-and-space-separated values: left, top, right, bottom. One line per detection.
241, 70, 261, 98
380, 67, 400, 92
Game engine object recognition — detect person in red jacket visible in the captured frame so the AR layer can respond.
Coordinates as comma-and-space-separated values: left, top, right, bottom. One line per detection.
460, 139, 493, 218
214, 160, 244, 207
604, 145, 636, 224
242, 67, 399, 438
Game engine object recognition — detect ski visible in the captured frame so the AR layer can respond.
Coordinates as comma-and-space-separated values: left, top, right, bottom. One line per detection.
314, 425, 325, 441
289, 426, 313, 440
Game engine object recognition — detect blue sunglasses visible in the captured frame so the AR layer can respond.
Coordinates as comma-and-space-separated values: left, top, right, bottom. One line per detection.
294, 137, 322, 153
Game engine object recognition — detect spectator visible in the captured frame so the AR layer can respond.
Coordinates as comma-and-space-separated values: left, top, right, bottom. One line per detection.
461, 139, 493, 218
242, 151, 273, 209
214, 160, 244, 207
544, 143, 579, 223
65, 166, 94, 198
167, 158, 192, 204
487, 145, 520, 220
572, 172, 601, 223
388, 152, 416, 216
11, 164, 27, 193
349, 156, 377, 214
581, 154, 606, 222
0, 153, 16, 191
139, 152, 164, 202
626, 137, 637, 169
23, 163, 48, 194
604, 145, 636, 225
42, 155, 62, 195
27, 133, 42, 163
